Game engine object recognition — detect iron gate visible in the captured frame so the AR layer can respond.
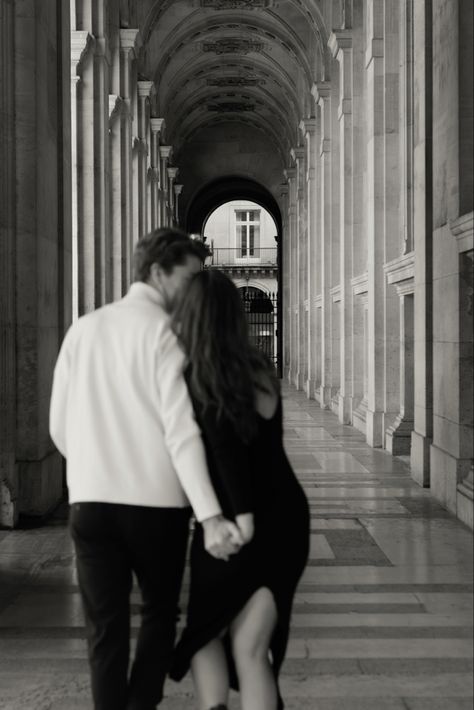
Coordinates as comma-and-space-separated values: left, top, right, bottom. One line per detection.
240, 289, 278, 369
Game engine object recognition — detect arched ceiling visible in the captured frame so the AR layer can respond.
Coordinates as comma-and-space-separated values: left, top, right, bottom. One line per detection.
129, 0, 342, 220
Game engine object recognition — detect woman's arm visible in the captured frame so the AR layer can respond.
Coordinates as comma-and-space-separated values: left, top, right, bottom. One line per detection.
198, 404, 255, 523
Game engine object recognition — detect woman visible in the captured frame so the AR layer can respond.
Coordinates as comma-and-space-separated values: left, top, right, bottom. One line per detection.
169, 269, 310, 710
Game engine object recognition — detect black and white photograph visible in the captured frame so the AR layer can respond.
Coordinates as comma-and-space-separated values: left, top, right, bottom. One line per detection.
0, 1, 473, 709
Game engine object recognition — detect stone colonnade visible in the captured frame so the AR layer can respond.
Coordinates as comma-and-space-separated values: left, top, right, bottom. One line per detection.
70, 2, 180, 315
282, 0, 473, 528
0, 0, 181, 526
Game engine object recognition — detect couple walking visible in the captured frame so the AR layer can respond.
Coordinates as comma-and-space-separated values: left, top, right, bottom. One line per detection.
50, 228, 310, 710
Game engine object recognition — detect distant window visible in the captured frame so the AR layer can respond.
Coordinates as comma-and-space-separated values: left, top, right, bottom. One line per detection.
235, 210, 260, 257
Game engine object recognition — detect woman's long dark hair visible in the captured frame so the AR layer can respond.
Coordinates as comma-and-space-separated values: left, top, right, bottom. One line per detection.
172, 269, 277, 442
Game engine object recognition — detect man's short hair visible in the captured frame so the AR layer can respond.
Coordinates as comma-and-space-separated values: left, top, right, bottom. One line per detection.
133, 228, 209, 281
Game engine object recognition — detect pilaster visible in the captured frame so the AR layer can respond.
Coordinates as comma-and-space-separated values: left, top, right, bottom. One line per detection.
290, 146, 306, 390
159, 146, 173, 226
299, 118, 319, 399
137, 80, 153, 237
283, 166, 297, 384
311, 81, 333, 409
365, 0, 385, 446
150, 118, 165, 228
331, 29, 354, 423
174, 184, 183, 226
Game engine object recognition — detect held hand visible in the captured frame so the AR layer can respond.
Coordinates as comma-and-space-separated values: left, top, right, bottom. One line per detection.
235, 513, 254, 544
202, 515, 244, 561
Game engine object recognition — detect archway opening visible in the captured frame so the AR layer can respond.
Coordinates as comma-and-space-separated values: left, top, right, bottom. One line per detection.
187, 179, 282, 375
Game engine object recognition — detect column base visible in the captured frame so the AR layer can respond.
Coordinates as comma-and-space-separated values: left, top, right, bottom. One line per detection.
0, 471, 19, 529
318, 385, 333, 410
366, 408, 384, 448
18, 450, 64, 518
410, 430, 432, 487
430, 444, 473, 520
338, 394, 354, 424
352, 397, 368, 435
305, 379, 317, 399
385, 415, 414, 455
457, 466, 474, 530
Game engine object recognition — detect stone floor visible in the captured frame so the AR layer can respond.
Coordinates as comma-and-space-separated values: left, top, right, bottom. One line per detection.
0, 386, 473, 710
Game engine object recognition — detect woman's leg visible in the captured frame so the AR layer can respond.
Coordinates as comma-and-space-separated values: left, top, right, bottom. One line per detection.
230, 587, 278, 710
191, 637, 229, 710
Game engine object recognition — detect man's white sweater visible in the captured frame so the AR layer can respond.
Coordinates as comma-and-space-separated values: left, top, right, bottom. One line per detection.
49, 282, 221, 522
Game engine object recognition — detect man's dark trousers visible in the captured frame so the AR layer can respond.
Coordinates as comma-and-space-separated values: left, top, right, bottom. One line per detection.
70, 502, 191, 710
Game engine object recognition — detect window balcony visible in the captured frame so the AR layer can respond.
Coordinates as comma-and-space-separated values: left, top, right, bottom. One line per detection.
208, 247, 278, 267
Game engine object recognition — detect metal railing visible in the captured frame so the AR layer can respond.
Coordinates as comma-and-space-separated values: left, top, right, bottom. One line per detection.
208, 247, 278, 266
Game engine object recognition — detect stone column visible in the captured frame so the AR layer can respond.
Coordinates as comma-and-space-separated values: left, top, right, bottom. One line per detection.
150, 118, 164, 228
284, 166, 297, 384
119, 29, 139, 285
159, 146, 172, 226
410, 0, 433, 484
109, 95, 127, 300
137, 81, 153, 239
350, 0, 368, 428
167, 167, 179, 226
75, 17, 111, 312
280, 183, 290, 378
290, 146, 306, 389
365, 0, 385, 446
429, 0, 473, 526
384, 256, 415, 454
71, 31, 94, 320
2, 0, 72, 524
312, 82, 333, 408
0, 0, 17, 526
330, 29, 354, 423
174, 184, 183, 226
300, 119, 318, 399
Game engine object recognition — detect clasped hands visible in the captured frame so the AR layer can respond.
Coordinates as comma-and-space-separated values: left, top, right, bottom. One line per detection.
202, 512, 254, 561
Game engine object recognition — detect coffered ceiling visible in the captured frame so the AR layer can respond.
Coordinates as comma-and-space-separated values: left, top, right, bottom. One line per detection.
127, 0, 341, 223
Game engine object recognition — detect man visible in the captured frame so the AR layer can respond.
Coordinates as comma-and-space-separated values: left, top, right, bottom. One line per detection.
49, 229, 245, 710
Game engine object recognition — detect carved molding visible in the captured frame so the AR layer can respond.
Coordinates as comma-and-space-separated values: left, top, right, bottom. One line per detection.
202, 39, 266, 55
71, 31, 94, 74
208, 102, 255, 112
150, 118, 165, 134
330, 285, 342, 303
351, 272, 368, 296
137, 80, 154, 99
108, 94, 125, 124
200, 0, 273, 7
206, 76, 266, 87
450, 211, 474, 253
384, 251, 415, 288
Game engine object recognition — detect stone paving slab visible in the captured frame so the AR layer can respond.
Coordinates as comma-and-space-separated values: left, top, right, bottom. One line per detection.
0, 385, 472, 709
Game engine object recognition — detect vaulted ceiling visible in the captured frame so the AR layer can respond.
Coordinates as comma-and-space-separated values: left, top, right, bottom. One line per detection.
127, 0, 341, 226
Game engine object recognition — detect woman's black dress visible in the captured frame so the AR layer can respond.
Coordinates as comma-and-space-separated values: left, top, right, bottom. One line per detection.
170, 388, 310, 708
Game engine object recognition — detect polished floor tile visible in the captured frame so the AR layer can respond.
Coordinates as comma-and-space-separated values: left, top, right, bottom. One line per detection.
0, 384, 472, 709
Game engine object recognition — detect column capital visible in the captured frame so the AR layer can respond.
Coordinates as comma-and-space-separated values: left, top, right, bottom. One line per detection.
120, 29, 141, 55
284, 167, 296, 180
71, 31, 94, 74
290, 147, 305, 162
328, 30, 352, 59
174, 184, 183, 197
299, 118, 317, 137
137, 80, 154, 99
150, 117, 165, 134
167, 167, 179, 181
160, 145, 173, 160
108, 94, 125, 124
311, 81, 331, 105
280, 183, 289, 196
